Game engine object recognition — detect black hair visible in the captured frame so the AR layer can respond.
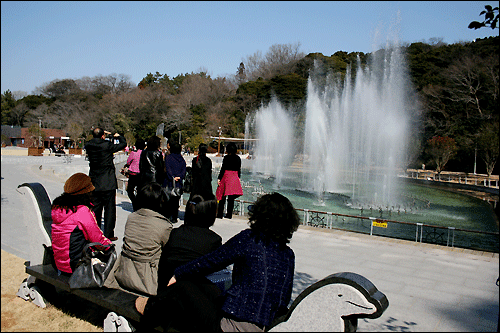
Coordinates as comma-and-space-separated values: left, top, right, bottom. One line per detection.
184, 194, 217, 228
169, 141, 181, 154
93, 127, 104, 138
51, 192, 94, 214
198, 143, 207, 157
226, 142, 237, 155
147, 136, 161, 151
136, 182, 170, 216
135, 138, 146, 150
248, 192, 300, 247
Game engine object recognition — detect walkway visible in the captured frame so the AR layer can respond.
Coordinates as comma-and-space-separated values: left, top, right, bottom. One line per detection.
1, 152, 498, 332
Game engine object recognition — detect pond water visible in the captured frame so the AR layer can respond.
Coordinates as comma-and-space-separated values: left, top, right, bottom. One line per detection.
200, 164, 498, 252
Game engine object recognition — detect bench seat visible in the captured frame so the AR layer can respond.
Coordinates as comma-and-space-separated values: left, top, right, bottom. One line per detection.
26, 263, 144, 324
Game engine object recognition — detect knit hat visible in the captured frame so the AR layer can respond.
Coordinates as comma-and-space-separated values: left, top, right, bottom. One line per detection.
64, 173, 95, 195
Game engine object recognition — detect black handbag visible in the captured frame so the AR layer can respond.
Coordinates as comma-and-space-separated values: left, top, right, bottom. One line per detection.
120, 164, 130, 178
68, 242, 117, 289
170, 179, 182, 197
183, 166, 192, 193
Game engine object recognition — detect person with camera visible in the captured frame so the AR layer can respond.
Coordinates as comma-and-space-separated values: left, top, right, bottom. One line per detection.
84, 127, 126, 240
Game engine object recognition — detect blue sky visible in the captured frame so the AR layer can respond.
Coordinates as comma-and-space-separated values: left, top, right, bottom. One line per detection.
1, 1, 498, 95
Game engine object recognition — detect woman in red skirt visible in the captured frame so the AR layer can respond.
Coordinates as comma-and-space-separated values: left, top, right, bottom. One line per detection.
216, 142, 243, 219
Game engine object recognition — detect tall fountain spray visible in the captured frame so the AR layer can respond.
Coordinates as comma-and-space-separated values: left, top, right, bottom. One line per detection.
248, 44, 413, 207
247, 97, 295, 187
303, 46, 410, 205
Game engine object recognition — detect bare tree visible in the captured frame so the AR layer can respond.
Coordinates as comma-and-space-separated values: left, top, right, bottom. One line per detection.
36, 79, 81, 98
9, 102, 30, 127
236, 62, 246, 85
483, 54, 499, 102
445, 55, 484, 117
265, 42, 305, 75
177, 74, 214, 108
426, 136, 458, 175
65, 122, 84, 146
477, 122, 499, 176
242, 42, 305, 81
114, 73, 134, 93
420, 84, 454, 136
11, 91, 28, 100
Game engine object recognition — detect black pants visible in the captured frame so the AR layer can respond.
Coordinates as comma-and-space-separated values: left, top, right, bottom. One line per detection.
126, 173, 141, 211
217, 195, 238, 219
140, 279, 222, 332
91, 190, 116, 239
166, 185, 182, 222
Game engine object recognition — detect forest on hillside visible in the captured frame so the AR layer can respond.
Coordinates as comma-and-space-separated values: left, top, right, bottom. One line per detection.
1, 35, 498, 175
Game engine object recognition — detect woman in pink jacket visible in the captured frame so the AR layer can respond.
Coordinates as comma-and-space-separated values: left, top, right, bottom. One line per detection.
125, 138, 145, 211
51, 172, 112, 275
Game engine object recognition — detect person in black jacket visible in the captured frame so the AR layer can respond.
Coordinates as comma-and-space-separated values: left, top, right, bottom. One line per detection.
84, 127, 127, 240
156, 193, 222, 295
190, 143, 213, 200
138, 135, 165, 194
135, 193, 223, 331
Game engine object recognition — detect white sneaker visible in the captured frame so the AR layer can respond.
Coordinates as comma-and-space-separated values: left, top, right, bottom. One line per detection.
104, 312, 118, 332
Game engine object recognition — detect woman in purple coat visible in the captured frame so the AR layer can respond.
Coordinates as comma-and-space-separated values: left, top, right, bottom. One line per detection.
135, 192, 301, 331
164, 141, 186, 223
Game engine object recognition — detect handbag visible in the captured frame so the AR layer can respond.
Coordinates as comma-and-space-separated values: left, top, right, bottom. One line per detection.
183, 166, 192, 193
68, 242, 117, 289
120, 164, 130, 177
171, 178, 182, 197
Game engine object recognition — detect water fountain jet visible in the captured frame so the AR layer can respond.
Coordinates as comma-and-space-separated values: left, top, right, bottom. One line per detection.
248, 44, 413, 209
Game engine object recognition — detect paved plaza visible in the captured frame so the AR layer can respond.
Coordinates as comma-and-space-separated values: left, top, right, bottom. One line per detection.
1, 148, 498, 332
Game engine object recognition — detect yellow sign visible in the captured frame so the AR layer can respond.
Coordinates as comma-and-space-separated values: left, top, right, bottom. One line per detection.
372, 220, 388, 228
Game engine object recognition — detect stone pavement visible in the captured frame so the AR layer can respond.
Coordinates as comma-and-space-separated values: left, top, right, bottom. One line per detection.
1, 152, 498, 332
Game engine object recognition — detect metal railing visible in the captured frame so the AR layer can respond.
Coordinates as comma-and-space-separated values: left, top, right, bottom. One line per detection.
230, 199, 499, 253
405, 169, 499, 189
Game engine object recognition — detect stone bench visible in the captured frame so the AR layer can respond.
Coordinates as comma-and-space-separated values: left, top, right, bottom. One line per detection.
16, 182, 389, 332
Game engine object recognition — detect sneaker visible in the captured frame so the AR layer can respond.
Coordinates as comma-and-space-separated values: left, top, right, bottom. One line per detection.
104, 312, 118, 332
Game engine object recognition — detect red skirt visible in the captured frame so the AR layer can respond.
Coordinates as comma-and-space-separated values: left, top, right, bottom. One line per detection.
216, 170, 243, 201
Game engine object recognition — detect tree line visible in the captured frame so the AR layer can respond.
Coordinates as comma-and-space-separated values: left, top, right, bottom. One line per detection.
1, 36, 498, 175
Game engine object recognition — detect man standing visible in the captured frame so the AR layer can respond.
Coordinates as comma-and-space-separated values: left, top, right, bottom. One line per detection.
85, 127, 127, 240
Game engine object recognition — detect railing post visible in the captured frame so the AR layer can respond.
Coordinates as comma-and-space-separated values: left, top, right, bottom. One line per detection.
303, 209, 309, 225
416, 223, 423, 242
447, 227, 455, 247
327, 212, 332, 229
369, 217, 375, 236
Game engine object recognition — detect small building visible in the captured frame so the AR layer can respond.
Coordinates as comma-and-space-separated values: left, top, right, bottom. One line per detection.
1, 125, 69, 148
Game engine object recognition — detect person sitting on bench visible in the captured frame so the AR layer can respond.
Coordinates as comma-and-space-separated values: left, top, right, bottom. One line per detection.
104, 182, 174, 296
55, 144, 66, 155
135, 192, 301, 332
51, 173, 113, 275
157, 193, 222, 297
133, 193, 223, 330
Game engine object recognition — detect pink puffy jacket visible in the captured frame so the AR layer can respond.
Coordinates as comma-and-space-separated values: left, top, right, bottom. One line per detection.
51, 205, 112, 273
